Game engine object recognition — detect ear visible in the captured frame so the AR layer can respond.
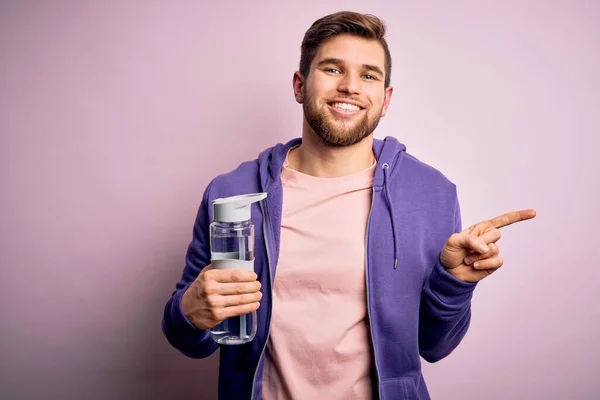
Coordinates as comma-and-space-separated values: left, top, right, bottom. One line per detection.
293, 71, 305, 104
380, 86, 394, 117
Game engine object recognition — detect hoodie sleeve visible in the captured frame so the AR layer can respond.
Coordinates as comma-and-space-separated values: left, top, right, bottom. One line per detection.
161, 181, 220, 359
418, 193, 478, 363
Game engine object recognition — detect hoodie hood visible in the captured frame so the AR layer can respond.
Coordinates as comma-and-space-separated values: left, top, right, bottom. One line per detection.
257, 136, 407, 190
257, 136, 408, 270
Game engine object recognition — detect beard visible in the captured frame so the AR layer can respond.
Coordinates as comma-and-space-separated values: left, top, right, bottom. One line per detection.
303, 94, 383, 147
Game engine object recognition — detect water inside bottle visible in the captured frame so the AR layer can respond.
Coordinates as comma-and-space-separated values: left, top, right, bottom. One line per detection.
209, 221, 257, 345
210, 312, 257, 345
209, 237, 256, 344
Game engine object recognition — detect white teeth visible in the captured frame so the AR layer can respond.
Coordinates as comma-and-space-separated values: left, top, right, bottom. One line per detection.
332, 102, 360, 111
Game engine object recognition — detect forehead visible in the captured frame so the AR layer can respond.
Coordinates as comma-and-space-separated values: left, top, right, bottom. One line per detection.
312, 34, 386, 69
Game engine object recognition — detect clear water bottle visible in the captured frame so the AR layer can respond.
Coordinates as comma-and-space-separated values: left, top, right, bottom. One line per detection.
209, 193, 267, 345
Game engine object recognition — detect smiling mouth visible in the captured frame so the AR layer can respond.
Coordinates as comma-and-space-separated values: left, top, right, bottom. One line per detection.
327, 101, 365, 116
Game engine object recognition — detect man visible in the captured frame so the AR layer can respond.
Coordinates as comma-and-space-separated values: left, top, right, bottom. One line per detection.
162, 11, 536, 400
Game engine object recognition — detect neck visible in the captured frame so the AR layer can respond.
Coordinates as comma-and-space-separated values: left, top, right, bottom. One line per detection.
287, 122, 375, 178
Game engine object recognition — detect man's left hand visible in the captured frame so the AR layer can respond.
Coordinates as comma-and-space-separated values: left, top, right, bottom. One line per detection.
441, 209, 537, 283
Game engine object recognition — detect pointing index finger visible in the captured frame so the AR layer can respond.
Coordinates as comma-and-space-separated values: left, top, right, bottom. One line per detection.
490, 209, 537, 229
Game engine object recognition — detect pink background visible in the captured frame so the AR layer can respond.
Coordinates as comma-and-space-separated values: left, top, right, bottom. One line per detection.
1, 1, 598, 399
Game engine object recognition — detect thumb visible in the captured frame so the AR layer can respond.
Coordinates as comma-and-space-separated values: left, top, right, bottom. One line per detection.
198, 263, 214, 278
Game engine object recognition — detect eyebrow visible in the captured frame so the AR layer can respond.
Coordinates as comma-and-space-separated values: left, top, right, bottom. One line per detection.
316, 58, 384, 77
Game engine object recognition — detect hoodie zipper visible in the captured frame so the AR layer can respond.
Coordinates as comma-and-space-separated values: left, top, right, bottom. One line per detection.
251, 200, 273, 400
366, 187, 382, 398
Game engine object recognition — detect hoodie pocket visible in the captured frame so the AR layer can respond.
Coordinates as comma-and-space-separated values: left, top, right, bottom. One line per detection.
380, 377, 419, 400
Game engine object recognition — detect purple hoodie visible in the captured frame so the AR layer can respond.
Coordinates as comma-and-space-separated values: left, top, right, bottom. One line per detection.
162, 136, 478, 399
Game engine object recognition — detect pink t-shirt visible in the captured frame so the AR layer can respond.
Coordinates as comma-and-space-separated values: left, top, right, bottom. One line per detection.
261, 151, 376, 399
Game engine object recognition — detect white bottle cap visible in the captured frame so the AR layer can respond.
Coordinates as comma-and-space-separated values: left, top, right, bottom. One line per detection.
213, 193, 267, 223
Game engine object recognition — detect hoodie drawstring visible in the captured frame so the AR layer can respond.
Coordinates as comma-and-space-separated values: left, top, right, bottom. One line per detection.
382, 163, 398, 269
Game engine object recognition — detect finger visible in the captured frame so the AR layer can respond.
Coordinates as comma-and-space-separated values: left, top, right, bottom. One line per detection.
479, 227, 501, 245
460, 226, 500, 264
208, 291, 263, 308
464, 243, 499, 265
473, 256, 504, 270
209, 269, 258, 283
464, 234, 491, 255
490, 209, 537, 229
215, 302, 261, 321
449, 266, 498, 283
218, 281, 262, 295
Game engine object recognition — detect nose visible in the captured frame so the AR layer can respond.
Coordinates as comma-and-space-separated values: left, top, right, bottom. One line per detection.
337, 73, 361, 95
